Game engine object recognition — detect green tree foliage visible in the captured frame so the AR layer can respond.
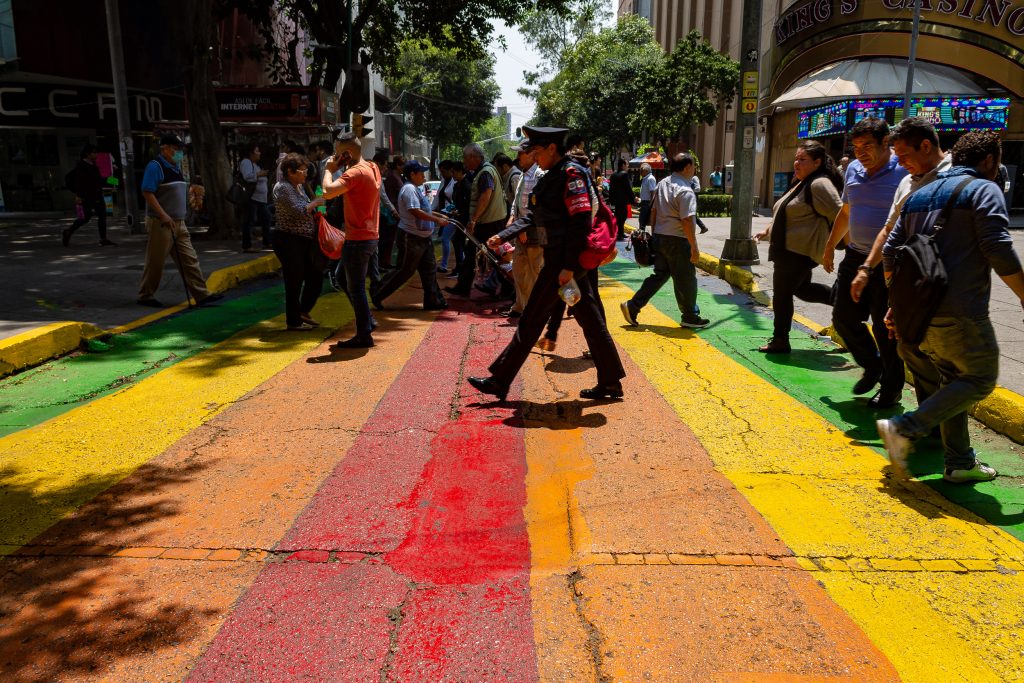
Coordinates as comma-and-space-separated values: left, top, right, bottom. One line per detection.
389, 38, 500, 154
517, 0, 611, 99
252, 0, 576, 92
531, 17, 739, 153
438, 115, 517, 162
628, 30, 740, 142
532, 15, 662, 155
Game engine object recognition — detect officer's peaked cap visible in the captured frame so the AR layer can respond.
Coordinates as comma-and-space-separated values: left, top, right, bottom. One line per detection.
522, 126, 568, 149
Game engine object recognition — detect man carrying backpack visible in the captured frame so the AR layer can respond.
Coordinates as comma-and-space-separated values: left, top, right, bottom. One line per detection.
876, 131, 1024, 483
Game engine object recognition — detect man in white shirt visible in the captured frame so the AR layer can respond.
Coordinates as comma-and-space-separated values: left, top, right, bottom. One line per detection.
638, 163, 657, 230
621, 154, 709, 329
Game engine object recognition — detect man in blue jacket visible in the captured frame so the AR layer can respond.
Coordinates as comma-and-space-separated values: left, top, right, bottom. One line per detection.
877, 131, 1024, 483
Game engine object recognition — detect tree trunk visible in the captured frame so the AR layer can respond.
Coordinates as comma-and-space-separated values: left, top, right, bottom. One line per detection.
183, 0, 236, 237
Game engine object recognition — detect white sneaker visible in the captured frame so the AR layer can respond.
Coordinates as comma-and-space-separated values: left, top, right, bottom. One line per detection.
876, 419, 912, 475
944, 462, 998, 483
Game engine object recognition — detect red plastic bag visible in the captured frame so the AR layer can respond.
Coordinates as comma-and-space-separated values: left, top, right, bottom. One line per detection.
317, 213, 345, 259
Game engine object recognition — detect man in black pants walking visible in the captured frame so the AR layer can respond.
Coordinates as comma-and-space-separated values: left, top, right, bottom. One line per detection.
446, 143, 508, 297
468, 127, 626, 402
63, 144, 115, 247
608, 159, 634, 241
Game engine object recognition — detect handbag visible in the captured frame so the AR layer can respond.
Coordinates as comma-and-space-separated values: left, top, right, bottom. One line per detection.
226, 169, 257, 205
317, 213, 345, 259
626, 229, 653, 267
889, 177, 973, 345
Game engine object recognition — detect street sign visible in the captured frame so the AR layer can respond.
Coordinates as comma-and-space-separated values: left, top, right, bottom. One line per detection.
741, 99, 757, 114
742, 71, 759, 99
743, 126, 755, 150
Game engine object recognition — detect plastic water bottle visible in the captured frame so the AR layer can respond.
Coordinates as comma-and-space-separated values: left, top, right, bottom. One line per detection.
315, 186, 326, 214
558, 278, 581, 307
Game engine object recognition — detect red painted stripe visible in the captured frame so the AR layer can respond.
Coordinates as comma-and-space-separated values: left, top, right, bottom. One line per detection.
189, 313, 539, 681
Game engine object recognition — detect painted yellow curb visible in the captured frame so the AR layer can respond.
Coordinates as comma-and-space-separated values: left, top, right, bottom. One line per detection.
0, 291, 353, 551
0, 254, 281, 379
601, 276, 1024, 682
0, 321, 104, 377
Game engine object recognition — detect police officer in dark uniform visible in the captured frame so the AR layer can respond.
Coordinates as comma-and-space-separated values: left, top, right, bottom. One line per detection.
468, 126, 626, 401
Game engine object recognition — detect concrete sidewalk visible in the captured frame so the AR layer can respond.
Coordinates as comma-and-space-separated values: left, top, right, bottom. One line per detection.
628, 215, 1024, 398
1, 217, 273, 341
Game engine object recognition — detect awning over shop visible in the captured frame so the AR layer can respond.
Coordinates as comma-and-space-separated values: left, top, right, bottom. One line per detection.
771, 58, 987, 110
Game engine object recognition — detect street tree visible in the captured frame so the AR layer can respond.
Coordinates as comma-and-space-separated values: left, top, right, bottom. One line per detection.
532, 14, 663, 156
629, 30, 740, 146
517, 0, 611, 100
389, 38, 500, 164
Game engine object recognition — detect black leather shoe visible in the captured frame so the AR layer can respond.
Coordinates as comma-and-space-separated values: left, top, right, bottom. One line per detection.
468, 376, 509, 401
580, 384, 624, 400
852, 369, 881, 395
758, 338, 791, 354
868, 389, 902, 409
334, 336, 374, 349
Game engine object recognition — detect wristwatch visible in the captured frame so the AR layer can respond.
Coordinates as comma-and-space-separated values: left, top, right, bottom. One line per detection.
857, 264, 874, 274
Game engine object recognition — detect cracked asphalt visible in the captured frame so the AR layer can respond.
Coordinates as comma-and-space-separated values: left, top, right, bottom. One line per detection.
1, 258, 1023, 681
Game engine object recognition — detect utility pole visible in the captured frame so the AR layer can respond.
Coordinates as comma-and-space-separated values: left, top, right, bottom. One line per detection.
902, 0, 922, 120
720, 0, 762, 265
103, 0, 139, 232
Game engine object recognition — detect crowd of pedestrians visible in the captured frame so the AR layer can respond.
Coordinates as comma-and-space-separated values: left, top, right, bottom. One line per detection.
94, 116, 1024, 485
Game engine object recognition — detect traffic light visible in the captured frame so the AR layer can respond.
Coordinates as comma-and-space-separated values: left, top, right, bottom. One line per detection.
341, 63, 370, 113
353, 114, 373, 138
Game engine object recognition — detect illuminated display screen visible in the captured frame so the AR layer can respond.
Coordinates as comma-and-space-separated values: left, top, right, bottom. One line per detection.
849, 98, 1009, 132
798, 102, 850, 139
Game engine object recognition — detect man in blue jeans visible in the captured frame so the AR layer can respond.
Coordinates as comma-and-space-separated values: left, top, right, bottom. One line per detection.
620, 154, 709, 329
321, 132, 382, 348
877, 131, 1024, 483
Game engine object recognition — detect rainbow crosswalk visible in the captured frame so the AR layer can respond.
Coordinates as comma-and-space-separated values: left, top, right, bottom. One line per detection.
0, 261, 1022, 681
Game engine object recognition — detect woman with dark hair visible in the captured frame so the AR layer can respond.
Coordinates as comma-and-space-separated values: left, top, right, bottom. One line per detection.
272, 152, 326, 331
62, 144, 114, 247
755, 139, 844, 353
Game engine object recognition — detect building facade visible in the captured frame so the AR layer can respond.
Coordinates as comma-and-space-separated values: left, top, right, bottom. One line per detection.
763, 0, 1023, 212
622, 0, 1024, 212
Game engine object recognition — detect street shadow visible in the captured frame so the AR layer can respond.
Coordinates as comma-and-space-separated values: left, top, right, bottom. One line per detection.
502, 400, 609, 430
0, 458, 218, 682
819, 395, 905, 445
543, 355, 592, 375
307, 345, 371, 363
876, 465, 1024, 528
761, 348, 850, 372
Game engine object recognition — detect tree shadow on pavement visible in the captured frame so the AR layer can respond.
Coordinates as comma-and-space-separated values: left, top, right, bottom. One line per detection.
819, 395, 904, 446
542, 355, 592, 375
0, 459, 218, 682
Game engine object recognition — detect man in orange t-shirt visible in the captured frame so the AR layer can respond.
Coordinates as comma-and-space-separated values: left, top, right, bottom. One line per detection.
323, 132, 382, 349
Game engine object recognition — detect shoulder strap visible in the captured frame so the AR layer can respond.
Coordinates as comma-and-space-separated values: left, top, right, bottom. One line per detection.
933, 177, 974, 235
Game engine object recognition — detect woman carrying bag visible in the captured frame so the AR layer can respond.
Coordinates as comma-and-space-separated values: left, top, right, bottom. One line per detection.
272, 153, 326, 331
755, 140, 844, 353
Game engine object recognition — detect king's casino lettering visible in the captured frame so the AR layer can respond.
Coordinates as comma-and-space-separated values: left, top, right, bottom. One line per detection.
776, 0, 1024, 45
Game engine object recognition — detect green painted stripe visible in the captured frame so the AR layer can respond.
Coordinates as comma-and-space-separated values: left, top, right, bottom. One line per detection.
0, 283, 286, 438
602, 259, 1024, 542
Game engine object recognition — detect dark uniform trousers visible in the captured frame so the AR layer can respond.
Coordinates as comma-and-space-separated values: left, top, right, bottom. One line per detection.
488, 248, 625, 389
832, 250, 904, 393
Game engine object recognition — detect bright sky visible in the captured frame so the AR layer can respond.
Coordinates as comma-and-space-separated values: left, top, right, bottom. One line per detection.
489, 21, 543, 133
489, 3, 617, 133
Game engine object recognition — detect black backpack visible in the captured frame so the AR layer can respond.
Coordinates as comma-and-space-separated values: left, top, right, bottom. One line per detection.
889, 177, 973, 345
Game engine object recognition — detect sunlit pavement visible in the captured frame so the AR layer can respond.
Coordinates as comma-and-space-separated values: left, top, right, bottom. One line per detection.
1, 260, 1023, 682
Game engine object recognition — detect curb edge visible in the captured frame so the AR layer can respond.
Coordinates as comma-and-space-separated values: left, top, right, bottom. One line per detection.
0, 254, 281, 379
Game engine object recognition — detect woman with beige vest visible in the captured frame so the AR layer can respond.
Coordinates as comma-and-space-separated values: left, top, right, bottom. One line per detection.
755, 140, 844, 353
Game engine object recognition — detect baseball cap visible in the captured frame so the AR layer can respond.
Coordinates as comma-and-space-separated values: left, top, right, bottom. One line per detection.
159, 134, 184, 147
403, 160, 430, 175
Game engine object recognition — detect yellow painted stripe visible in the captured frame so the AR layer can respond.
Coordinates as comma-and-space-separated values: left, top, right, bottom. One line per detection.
600, 277, 1024, 683
520, 353, 597, 681
0, 292, 354, 550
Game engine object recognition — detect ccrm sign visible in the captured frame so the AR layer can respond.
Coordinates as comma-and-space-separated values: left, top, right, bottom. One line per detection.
776, 0, 1024, 45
